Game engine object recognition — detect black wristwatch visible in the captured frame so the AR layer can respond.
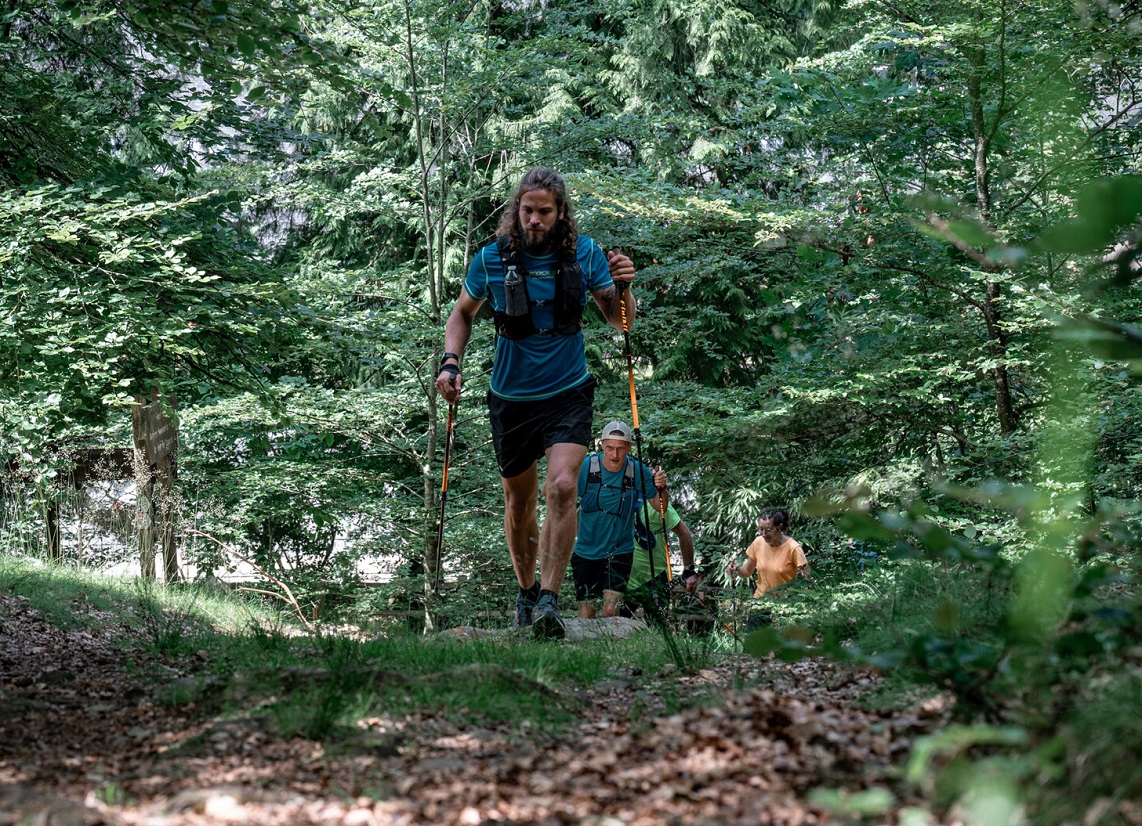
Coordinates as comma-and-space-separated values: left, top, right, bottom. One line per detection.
439, 352, 460, 377
682, 566, 697, 581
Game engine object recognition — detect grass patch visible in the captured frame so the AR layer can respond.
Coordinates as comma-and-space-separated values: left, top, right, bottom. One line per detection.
0, 554, 286, 639
0, 555, 125, 628
0, 557, 711, 741
221, 631, 689, 738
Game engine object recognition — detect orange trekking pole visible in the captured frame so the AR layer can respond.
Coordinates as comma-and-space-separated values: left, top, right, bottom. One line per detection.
433, 400, 457, 595
617, 282, 657, 584
617, 282, 672, 581
616, 282, 684, 657
655, 456, 674, 581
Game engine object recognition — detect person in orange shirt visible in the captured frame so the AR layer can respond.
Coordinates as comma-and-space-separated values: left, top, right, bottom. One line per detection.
727, 508, 810, 628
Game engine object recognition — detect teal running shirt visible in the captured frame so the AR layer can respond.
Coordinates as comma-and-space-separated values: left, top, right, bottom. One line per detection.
574, 455, 657, 560
464, 236, 613, 401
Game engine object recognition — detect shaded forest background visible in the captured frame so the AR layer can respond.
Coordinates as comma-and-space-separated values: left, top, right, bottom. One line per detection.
3, 0, 1142, 819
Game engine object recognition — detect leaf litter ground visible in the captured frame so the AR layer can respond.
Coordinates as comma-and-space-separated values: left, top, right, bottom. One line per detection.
0, 593, 950, 825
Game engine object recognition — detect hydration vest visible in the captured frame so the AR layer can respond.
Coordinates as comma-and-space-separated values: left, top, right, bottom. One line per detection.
579, 454, 638, 519
492, 235, 585, 340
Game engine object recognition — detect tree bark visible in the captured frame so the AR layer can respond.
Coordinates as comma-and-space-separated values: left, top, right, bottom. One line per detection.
45, 499, 60, 562
136, 461, 156, 581
158, 455, 179, 583
982, 281, 1017, 436
966, 33, 1018, 437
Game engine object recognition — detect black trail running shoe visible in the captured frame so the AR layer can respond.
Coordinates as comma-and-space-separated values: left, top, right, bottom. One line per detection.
531, 593, 565, 640
513, 591, 536, 629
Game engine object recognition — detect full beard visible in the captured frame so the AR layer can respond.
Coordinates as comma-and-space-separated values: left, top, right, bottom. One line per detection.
521, 225, 557, 254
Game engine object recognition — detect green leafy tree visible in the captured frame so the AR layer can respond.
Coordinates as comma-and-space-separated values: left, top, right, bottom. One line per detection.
0, 0, 342, 575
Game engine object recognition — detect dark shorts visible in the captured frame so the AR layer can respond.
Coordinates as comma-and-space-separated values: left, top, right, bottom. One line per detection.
571, 552, 633, 603
624, 571, 669, 614
488, 378, 596, 479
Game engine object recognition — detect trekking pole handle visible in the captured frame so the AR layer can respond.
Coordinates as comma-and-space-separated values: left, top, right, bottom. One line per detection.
620, 293, 640, 430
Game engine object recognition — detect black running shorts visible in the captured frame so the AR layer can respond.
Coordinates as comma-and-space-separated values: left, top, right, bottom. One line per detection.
487, 378, 596, 479
571, 552, 633, 603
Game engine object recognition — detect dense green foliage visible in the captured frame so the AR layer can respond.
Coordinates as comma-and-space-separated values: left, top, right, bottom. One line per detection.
3, 0, 1142, 820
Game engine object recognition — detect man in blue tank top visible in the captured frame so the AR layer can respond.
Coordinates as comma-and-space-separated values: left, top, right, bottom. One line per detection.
435, 168, 638, 639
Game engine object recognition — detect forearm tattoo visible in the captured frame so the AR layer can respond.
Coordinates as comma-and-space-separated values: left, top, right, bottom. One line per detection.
600, 285, 618, 316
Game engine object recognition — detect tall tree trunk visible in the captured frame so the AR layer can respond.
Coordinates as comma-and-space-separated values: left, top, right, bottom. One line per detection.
398, 0, 514, 631
136, 465, 156, 580
966, 31, 1018, 437
982, 282, 1017, 436
404, 0, 446, 631
158, 454, 179, 582
45, 497, 61, 562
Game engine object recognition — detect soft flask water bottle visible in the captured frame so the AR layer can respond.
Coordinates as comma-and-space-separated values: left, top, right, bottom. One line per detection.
504, 265, 528, 318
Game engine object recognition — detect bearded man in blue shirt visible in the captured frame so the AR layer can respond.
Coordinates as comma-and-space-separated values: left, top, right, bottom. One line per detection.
435, 168, 638, 639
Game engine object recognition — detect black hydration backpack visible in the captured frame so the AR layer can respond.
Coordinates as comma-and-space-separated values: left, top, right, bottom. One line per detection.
579, 453, 637, 518
492, 235, 585, 340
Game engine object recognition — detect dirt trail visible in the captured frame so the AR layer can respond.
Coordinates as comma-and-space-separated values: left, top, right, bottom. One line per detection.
0, 594, 948, 825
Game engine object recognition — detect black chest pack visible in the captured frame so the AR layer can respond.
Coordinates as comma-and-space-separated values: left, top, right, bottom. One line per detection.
493, 235, 585, 340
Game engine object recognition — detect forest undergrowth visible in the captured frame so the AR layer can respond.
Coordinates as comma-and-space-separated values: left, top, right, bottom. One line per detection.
2, 554, 1141, 825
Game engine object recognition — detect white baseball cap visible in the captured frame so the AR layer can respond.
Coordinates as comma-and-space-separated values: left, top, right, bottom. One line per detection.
600, 421, 632, 443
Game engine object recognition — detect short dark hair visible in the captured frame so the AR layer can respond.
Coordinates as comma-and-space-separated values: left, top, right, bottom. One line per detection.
758, 507, 790, 530
495, 167, 579, 255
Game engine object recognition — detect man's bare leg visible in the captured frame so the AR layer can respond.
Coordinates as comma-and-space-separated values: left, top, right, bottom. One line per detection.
501, 463, 540, 590
536, 516, 550, 585
601, 590, 622, 618
537, 442, 589, 594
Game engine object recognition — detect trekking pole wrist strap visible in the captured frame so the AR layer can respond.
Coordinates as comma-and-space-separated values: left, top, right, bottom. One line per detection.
439, 364, 460, 378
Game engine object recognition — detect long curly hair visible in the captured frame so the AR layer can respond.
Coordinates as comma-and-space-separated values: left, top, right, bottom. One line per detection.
495, 167, 579, 256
